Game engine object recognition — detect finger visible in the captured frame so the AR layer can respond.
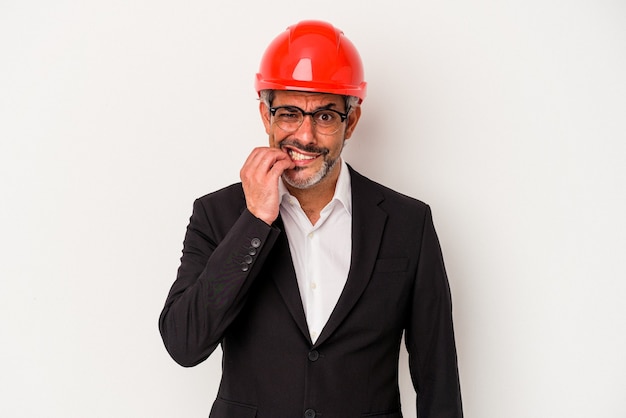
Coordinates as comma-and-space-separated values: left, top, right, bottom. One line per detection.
242, 147, 271, 171
243, 148, 291, 176
241, 148, 272, 179
269, 157, 295, 177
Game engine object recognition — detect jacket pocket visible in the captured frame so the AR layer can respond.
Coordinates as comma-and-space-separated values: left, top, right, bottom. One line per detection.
209, 397, 257, 418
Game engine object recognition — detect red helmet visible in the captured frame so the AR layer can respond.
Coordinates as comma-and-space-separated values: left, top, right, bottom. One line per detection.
255, 20, 367, 102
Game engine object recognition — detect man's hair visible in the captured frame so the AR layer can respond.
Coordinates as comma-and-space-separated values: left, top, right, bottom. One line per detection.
259, 90, 360, 113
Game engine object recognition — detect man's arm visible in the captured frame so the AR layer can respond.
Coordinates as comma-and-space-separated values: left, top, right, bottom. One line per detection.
159, 146, 294, 367
405, 206, 464, 417
159, 204, 280, 367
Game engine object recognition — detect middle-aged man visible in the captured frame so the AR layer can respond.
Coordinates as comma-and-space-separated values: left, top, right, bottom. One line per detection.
160, 20, 463, 418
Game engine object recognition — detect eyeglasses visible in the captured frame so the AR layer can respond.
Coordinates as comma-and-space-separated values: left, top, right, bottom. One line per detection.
269, 105, 350, 135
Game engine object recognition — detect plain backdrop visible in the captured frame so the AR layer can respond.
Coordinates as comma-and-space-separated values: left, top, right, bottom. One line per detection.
1, 1, 625, 417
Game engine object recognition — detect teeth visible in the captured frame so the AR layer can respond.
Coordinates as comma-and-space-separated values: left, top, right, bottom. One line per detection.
289, 150, 317, 161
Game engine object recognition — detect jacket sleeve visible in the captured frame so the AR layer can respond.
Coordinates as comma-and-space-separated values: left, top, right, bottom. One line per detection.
405, 206, 464, 417
159, 198, 281, 367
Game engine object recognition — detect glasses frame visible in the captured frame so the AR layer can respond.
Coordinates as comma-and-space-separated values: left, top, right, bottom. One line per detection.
269, 105, 351, 135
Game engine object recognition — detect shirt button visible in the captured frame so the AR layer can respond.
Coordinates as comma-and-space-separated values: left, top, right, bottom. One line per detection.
304, 409, 316, 418
308, 350, 320, 362
251, 238, 261, 248
310, 282, 317, 290
308, 232, 314, 239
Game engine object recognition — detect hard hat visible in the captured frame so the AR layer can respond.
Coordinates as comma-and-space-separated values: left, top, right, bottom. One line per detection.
255, 20, 367, 102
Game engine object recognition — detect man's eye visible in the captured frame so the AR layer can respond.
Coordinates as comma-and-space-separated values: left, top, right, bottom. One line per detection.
276, 110, 300, 120
315, 111, 336, 123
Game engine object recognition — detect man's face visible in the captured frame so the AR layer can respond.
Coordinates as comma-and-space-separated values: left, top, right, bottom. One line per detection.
260, 90, 361, 190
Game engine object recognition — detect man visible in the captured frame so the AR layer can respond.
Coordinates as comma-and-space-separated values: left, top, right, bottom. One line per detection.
159, 20, 463, 418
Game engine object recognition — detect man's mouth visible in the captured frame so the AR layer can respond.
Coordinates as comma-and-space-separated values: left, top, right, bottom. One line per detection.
287, 148, 318, 161
280, 142, 327, 163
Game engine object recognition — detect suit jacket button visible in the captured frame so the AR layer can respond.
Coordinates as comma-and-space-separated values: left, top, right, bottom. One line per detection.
251, 238, 261, 248
241, 263, 250, 272
243, 255, 253, 264
308, 350, 319, 361
304, 409, 316, 418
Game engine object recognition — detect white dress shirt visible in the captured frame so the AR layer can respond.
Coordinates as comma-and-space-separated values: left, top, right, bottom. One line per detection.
278, 159, 352, 343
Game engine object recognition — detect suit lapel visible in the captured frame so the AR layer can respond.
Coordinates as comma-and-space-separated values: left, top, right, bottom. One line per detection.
238, 190, 311, 343
269, 216, 311, 342
314, 167, 387, 347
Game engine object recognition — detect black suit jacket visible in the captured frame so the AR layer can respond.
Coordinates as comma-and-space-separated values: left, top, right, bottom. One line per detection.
159, 167, 463, 418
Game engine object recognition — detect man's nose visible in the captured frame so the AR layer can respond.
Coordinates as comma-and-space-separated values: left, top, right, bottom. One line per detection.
295, 114, 316, 142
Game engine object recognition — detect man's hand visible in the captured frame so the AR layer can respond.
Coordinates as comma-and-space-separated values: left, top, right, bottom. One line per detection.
240, 147, 295, 225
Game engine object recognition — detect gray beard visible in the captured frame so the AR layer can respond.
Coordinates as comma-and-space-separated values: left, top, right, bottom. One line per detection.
281, 155, 340, 190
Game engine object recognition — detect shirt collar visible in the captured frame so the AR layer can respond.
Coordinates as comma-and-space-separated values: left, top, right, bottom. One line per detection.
279, 158, 352, 215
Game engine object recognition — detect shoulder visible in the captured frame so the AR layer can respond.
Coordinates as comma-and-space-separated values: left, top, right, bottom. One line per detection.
196, 182, 245, 205
191, 183, 246, 224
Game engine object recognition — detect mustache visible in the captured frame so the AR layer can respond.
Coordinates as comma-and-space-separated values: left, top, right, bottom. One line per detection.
279, 139, 329, 155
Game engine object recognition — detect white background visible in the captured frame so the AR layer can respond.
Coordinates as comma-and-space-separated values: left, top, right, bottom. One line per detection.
1, 1, 625, 417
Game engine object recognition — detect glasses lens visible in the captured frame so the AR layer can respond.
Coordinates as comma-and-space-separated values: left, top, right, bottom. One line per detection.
312, 110, 342, 134
274, 107, 302, 133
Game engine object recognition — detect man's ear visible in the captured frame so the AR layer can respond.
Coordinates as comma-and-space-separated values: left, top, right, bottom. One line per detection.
344, 105, 362, 140
259, 102, 271, 134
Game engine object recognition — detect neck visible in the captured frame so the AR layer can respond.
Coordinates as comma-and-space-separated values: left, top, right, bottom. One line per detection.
285, 162, 341, 225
